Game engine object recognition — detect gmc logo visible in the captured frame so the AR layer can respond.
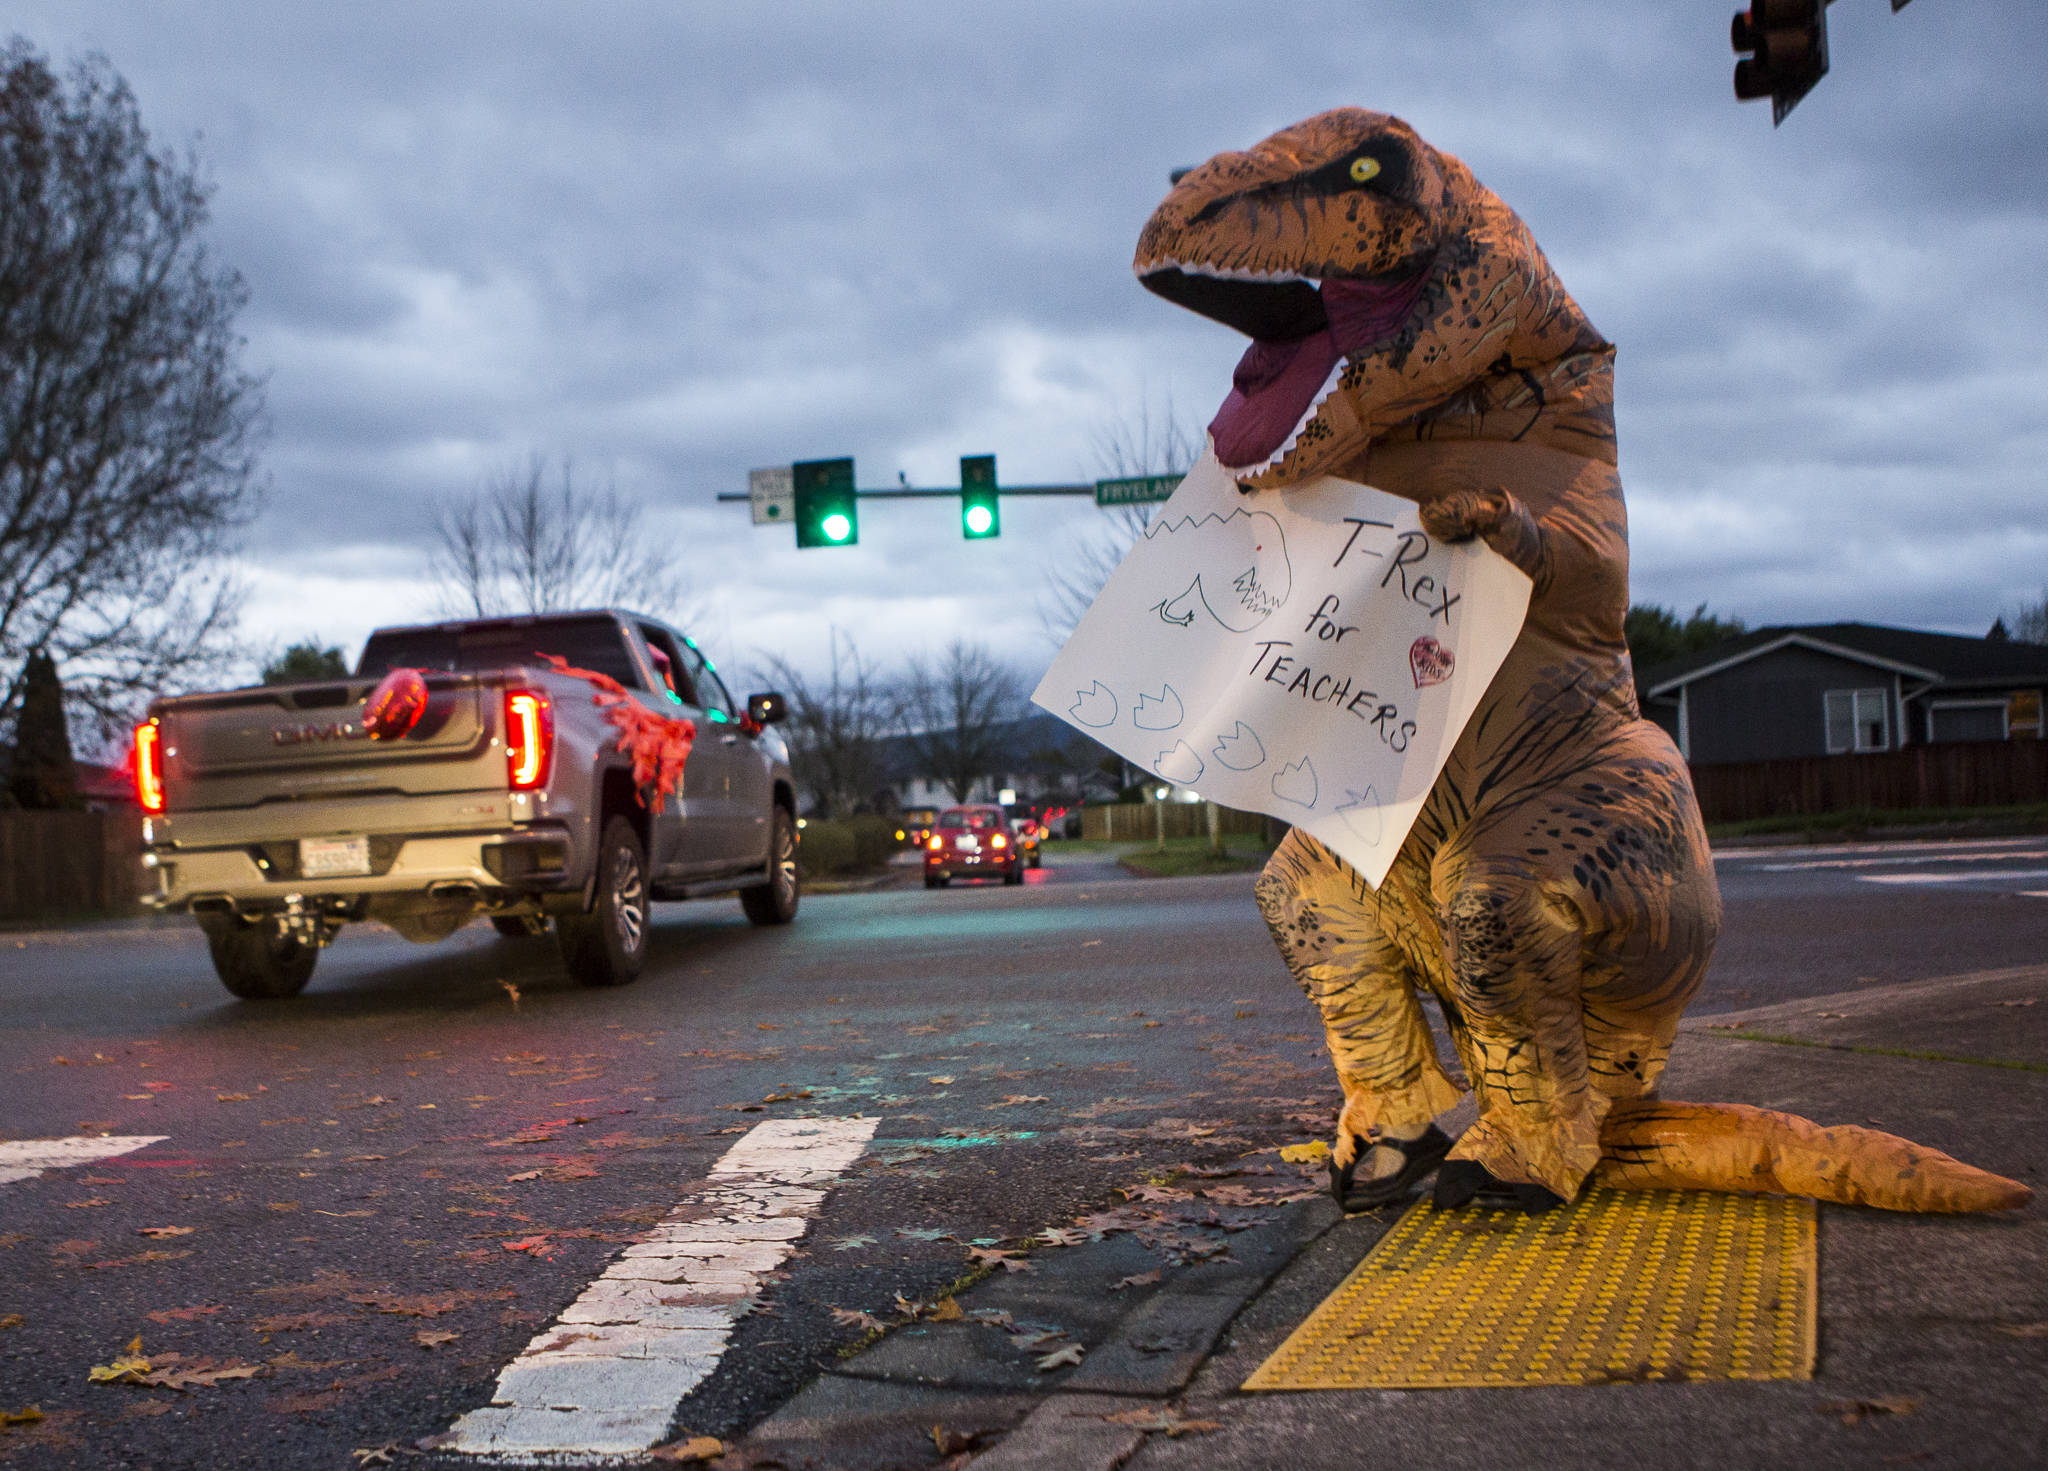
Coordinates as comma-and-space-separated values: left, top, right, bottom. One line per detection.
271, 721, 369, 746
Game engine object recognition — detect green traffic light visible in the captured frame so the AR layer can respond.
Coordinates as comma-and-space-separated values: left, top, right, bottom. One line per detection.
960, 453, 999, 540
821, 512, 853, 543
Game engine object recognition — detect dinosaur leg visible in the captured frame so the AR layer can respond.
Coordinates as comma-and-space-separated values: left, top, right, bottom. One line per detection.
1256, 831, 1463, 1203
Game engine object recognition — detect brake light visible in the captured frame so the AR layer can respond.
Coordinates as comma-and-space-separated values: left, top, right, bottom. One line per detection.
505, 689, 554, 790
134, 720, 165, 813
991, 833, 1007, 849
928, 835, 942, 852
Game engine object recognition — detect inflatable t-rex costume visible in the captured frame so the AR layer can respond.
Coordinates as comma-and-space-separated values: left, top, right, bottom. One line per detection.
1135, 108, 2028, 1215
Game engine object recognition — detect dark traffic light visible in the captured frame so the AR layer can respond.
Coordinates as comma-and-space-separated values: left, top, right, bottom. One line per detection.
960, 454, 999, 540
793, 457, 857, 548
1732, 0, 1829, 125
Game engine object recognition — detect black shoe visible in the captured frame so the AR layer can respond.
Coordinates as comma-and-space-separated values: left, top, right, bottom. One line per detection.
1431, 1158, 1564, 1213
1328, 1124, 1455, 1211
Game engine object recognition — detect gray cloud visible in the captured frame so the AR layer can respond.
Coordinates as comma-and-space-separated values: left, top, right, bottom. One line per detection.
16, 0, 2048, 683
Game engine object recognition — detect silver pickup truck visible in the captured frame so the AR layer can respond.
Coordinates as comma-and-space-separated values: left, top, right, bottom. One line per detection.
133, 610, 799, 998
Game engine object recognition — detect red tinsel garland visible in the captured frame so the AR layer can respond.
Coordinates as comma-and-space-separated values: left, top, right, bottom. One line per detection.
536, 654, 696, 815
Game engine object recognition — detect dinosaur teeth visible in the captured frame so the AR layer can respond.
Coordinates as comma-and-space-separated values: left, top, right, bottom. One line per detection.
1134, 258, 1313, 288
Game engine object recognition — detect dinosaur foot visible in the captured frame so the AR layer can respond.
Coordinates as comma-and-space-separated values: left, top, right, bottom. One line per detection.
1329, 1124, 1454, 1212
1432, 1159, 1564, 1214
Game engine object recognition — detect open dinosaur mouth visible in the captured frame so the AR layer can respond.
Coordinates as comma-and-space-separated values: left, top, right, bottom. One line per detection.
1140, 265, 1430, 471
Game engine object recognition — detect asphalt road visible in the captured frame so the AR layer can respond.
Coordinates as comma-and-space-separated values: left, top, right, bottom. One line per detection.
1, 835, 2041, 1467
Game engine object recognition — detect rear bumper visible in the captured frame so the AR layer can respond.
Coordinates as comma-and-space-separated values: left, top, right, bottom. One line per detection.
144, 824, 578, 913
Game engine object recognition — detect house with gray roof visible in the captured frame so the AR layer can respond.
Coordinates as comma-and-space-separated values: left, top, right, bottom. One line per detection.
1637, 622, 2048, 766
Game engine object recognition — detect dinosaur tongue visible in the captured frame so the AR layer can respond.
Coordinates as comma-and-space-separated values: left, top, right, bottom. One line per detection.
1208, 329, 1340, 470
1208, 272, 1430, 471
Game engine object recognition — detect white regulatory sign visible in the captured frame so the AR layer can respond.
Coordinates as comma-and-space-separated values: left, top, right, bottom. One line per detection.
749, 466, 794, 526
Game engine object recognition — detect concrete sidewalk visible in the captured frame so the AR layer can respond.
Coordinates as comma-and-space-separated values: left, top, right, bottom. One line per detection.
737, 966, 2045, 1470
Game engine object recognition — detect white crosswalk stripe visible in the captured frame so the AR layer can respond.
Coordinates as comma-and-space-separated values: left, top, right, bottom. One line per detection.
443, 1115, 878, 1460
0, 1135, 168, 1184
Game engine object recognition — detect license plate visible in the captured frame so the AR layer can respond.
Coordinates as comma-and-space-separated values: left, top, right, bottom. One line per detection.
958, 836, 979, 852
300, 836, 370, 878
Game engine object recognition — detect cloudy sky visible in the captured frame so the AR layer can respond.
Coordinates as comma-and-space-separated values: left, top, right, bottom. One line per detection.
15, 1, 2047, 693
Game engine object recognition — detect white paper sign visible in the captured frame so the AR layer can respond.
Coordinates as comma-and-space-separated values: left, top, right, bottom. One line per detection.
1033, 450, 1531, 887
749, 465, 794, 526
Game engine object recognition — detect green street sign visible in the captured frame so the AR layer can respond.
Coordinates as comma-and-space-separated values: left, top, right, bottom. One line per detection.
1094, 473, 1182, 507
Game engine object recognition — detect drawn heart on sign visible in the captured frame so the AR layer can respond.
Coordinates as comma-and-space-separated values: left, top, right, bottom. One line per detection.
1409, 636, 1454, 689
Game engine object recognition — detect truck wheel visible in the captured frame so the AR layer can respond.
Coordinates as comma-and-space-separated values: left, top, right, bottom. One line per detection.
740, 808, 800, 926
205, 915, 317, 999
491, 915, 548, 938
557, 815, 648, 988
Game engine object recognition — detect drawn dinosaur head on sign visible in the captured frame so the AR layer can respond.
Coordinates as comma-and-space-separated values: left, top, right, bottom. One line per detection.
1134, 108, 1609, 489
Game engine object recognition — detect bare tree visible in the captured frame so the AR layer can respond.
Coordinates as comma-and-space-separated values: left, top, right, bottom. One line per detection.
430, 454, 691, 620
1037, 393, 1203, 642
897, 639, 1024, 804
759, 628, 892, 819
0, 40, 261, 744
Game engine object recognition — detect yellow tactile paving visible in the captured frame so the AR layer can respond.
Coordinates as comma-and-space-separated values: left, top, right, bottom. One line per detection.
1242, 1187, 1815, 1390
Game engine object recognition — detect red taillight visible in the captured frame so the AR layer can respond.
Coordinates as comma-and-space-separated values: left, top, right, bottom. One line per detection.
927, 835, 943, 852
134, 720, 165, 813
505, 689, 554, 790
990, 833, 1007, 849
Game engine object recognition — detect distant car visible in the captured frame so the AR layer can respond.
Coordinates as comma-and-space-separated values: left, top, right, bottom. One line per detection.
896, 805, 940, 849
1010, 815, 1043, 869
924, 805, 1022, 888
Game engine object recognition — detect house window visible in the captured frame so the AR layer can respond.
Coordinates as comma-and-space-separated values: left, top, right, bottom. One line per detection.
1824, 688, 1890, 754
2011, 690, 2042, 739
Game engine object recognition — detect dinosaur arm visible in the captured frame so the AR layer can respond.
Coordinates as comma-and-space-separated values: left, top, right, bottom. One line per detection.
1418, 486, 1551, 593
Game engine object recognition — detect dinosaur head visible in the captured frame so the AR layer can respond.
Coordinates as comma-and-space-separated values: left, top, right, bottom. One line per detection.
1136, 108, 1557, 488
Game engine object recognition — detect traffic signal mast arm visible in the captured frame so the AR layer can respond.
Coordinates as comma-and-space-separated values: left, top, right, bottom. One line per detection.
1732, 0, 1912, 126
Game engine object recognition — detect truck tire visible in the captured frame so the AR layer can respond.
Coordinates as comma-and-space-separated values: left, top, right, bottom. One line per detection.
557, 815, 648, 987
206, 915, 317, 999
740, 808, 800, 926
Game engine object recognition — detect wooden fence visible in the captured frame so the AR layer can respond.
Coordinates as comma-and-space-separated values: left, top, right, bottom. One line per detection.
1689, 740, 2048, 825
1080, 801, 1275, 843
0, 810, 146, 921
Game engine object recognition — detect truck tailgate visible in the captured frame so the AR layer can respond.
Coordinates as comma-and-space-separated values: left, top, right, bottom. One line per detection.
160, 677, 500, 810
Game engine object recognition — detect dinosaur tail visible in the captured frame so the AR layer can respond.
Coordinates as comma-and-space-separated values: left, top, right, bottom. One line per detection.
1593, 1099, 2031, 1214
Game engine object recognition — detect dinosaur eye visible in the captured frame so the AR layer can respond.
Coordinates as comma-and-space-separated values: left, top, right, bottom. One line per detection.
1349, 155, 1381, 184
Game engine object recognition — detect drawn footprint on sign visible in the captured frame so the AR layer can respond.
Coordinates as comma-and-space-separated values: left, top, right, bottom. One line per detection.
1133, 685, 1184, 731
1068, 682, 1117, 728
1212, 722, 1266, 771
1154, 741, 1205, 786
1271, 757, 1318, 809
1336, 787, 1384, 847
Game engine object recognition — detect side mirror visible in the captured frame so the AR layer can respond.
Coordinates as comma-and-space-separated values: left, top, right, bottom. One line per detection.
747, 691, 788, 726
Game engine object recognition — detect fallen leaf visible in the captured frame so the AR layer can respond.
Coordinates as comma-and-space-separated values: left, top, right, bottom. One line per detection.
829, 1234, 877, 1251
145, 1305, 221, 1324
351, 1446, 400, 1466
1, 1405, 44, 1426
1993, 1321, 2048, 1338
1819, 1396, 1920, 1425
928, 1075, 956, 1086
648, 1435, 724, 1463
1035, 1343, 1085, 1371
0, 1315, 20, 1330
505, 1171, 542, 1183
830, 1307, 885, 1333
990, 1095, 1050, 1108
1100, 1407, 1223, 1437
928, 1297, 964, 1322
136, 1226, 195, 1239
761, 1089, 813, 1103
1278, 1140, 1330, 1163
1111, 1269, 1163, 1292
65, 1199, 112, 1209
894, 1227, 958, 1243
250, 1312, 348, 1334
930, 1424, 987, 1455
501, 1235, 552, 1256
499, 980, 522, 1009
216, 1093, 254, 1102
1037, 1227, 1090, 1248
413, 1330, 460, 1350
967, 1247, 1033, 1273
1996, 998, 2036, 1007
